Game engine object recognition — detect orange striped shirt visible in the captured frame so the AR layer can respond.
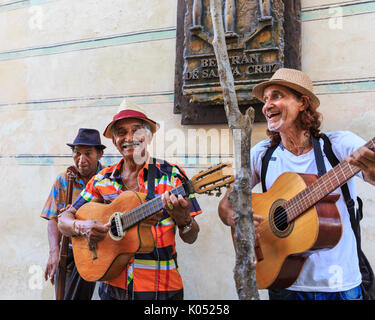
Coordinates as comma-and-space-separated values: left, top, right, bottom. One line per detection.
72, 157, 202, 299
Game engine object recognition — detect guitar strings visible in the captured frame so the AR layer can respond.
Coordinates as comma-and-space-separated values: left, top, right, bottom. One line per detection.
252, 147, 363, 236
255, 177, 338, 238
253, 162, 358, 239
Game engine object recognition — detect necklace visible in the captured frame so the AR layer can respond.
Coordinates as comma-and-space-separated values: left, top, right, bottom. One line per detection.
297, 133, 311, 156
122, 178, 140, 191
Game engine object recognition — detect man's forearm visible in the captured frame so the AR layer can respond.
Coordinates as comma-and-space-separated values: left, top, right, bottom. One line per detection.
47, 219, 61, 253
57, 207, 77, 236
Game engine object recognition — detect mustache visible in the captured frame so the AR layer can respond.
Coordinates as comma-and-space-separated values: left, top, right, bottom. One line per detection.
121, 141, 142, 148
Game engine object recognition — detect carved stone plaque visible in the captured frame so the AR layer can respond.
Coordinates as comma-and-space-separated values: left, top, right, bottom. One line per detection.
174, 0, 301, 124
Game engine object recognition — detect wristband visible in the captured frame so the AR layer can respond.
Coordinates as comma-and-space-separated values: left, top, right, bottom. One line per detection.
178, 216, 194, 234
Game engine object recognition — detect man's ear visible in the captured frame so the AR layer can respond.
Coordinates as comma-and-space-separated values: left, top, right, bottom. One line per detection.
97, 149, 104, 160
299, 95, 310, 111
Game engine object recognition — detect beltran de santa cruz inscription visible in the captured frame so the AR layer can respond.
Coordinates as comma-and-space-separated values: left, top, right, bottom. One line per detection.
174, 0, 301, 124
185, 54, 279, 81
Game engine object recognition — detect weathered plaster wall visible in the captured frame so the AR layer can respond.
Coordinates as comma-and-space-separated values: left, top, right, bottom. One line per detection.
0, 0, 374, 299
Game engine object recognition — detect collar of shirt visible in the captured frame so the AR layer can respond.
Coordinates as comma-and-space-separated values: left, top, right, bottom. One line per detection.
109, 154, 151, 192
74, 161, 104, 187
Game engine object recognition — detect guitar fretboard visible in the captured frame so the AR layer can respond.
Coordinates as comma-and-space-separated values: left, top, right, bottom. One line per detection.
285, 138, 375, 223
120, 184, 187, 230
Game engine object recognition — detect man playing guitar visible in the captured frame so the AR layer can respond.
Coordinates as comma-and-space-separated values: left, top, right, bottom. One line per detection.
218, 68, 375, 300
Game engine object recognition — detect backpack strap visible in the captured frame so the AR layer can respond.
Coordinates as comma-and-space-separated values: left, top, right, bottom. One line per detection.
312, 135, 327, 177
261, 144, 278, 192
320, 134, 358, 223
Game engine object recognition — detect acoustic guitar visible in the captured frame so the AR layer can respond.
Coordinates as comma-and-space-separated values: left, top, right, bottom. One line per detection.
252, 137, 375, 289
72, 163, 234, 282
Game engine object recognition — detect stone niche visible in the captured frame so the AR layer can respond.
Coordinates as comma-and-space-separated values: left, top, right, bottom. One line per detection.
174, 0, 301, 124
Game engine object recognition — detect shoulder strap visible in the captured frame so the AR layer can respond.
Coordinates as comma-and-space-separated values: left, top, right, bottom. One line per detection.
261, 144, 278, 192
145, 157, 156, 201
312, 135, 327, 177
320, 134, 357, 221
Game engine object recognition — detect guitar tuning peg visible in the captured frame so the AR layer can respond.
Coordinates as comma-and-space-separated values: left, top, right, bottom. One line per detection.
206, 190, 214, 196
215, 190, 222, 197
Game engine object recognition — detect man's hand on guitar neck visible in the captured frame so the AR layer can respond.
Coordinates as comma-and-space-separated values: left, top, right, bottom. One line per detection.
58, 207, 110, 244
346, 145, 375, 186
161, 191, 200, 244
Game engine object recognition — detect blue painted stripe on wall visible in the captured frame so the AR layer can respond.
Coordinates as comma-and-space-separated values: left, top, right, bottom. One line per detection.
0, 91, 174, 111
0, 154, 230, 167
0, 3, 374, 61
0, 78, 374, 110
0, 0, 56, 12
302, 1, 375, 21
314, 78, 375, 94
0, 28, 176, 61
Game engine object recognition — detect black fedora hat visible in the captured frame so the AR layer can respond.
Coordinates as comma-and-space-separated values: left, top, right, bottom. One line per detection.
67, 128, 106, 150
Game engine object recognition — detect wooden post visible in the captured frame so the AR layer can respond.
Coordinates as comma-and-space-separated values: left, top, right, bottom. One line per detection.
209, 0, 260, 300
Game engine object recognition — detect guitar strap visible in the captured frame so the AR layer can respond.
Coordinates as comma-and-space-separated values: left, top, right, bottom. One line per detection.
145, 158, 190, 199
311, 135, 326, 178
261, 144, 278, 192
145, 157, 156, 201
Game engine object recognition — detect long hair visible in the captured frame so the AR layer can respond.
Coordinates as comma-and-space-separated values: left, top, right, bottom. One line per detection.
266, 90, 323, 147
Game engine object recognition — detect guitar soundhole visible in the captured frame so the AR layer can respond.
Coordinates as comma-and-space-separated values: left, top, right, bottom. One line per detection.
110, 218, 120, 237
274, 206, 288, 231
108, 212, 126, 241
269, 199, 294, 238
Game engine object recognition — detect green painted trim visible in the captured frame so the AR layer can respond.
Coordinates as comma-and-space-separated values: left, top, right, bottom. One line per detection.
302, 1, 375, 21
0, 154, 232, 167
0, 92, 174, 111
0, 28, 176, 61
0, 0, 56, 12
0, 79, 374, 112
314, 78, 375, 94
0, 2, 374, 60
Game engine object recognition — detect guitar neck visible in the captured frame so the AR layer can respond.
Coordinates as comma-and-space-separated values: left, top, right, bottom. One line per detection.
286, 138, 375, 223
120, 184, 187, 230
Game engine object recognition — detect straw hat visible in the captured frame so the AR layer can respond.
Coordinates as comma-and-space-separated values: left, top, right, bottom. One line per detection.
252, 68, 320, 109
103, 100, 160, 138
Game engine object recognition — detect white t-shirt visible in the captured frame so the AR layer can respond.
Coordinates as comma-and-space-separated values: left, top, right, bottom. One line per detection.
251, 131, 366, 292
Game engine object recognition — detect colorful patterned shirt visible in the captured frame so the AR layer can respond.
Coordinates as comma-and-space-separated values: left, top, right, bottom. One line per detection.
41, 162, 104, 221
72, 157, 202, 299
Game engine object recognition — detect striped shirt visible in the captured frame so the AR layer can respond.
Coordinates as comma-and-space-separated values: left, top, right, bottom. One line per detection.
72, 157, 202, 299
41, 162, 104, 220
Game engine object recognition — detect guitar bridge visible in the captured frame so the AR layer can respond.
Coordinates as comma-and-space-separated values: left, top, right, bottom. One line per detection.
88, 242, 98, 260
